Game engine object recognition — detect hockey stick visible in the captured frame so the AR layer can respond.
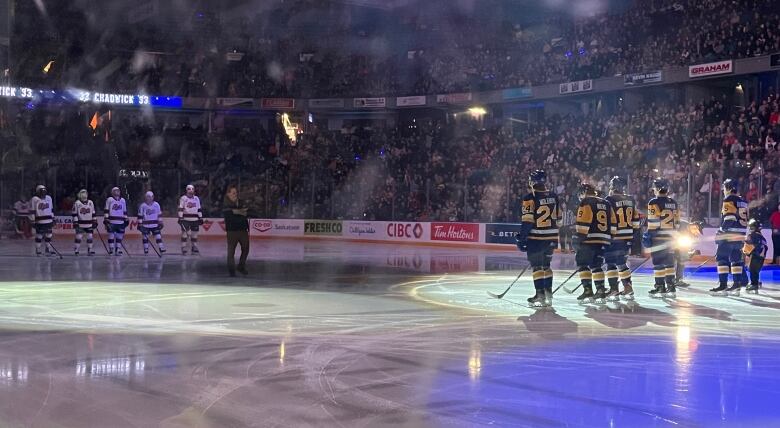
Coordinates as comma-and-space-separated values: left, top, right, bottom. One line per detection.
553, 270, 580, 295
487, 266, 530, 299
145, 230, 163, 258
120, 241, 133, 258
46, 240, 64, 260
689, 256, 713, 275
95, 227, 111, 254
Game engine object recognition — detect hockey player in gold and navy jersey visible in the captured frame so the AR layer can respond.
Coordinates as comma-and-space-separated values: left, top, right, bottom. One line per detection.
710, 179, 749, 296
573, 183, 612, 304
743, 219, 767, 294
642, 178, 680, 298
515, 170, 561, 307
604, 176, 640, 301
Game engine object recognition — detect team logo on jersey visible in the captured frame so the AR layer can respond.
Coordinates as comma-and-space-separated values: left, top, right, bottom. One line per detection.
146, 208, 155, 215
38, 202, 49, 210
187, 202, 197, 209
79, 207, 91, 214
112, 203, 122, 210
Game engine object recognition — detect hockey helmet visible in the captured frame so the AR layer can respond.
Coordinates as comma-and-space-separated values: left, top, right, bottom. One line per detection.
78, 189, 88, 202
145, 191, 154, 202
186, 184, 195, 195
652, 178, 669, 194
578, 182, 597, 199
111, 186, 121, 197
528, 170, 547, 187
609, 176, 626, 193
748, 218, 761, 231
723, 178, 738, 193
35, 184, 46, 196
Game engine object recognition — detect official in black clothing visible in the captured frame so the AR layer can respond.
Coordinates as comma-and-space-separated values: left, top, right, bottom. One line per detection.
223, 186, 249, 276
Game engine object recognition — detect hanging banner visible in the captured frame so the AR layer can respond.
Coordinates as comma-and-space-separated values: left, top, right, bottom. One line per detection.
689, 60, 733, 78
261, 98, 295, 110
353, 97, 386, 108
624, 71, 663, 86
436, 93, 472, 104
559, 80, 593, 95
502, 87, 533, 100
396, 96, 427, 107
309, 98, 344, 108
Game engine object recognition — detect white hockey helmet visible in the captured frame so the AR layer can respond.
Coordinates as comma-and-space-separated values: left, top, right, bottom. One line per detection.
78, 189, 88, 201
145, 191, 154, 202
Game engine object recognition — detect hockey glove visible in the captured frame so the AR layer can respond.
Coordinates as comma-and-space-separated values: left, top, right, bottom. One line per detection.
177, 218, 184, 227
515, 233, 527, 252
198, 218, 204, 226
642, 232, 653, 249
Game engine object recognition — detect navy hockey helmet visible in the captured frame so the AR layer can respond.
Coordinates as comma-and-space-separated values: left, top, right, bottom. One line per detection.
528, 170, 547, 188
652, 178, 669, 193
748, 218, 761, 231
578, 182, 597, 199
609, 176, 626, 193
723, 178, 738, 193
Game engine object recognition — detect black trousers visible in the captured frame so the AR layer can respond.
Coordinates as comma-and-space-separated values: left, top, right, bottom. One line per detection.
749, 255, 764, 286
227, 230, 249, 273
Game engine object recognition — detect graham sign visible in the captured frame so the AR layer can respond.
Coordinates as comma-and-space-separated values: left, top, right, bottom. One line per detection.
689, 60, 733, 78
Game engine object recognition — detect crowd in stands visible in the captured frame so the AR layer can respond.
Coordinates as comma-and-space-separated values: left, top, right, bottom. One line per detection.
12, 0, 780, 98
3, 89, 780, 230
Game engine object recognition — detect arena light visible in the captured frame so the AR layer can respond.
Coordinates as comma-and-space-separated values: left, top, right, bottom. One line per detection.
281, 113, 299, 145
676, 235, 693, 250
468, 107, 487, 118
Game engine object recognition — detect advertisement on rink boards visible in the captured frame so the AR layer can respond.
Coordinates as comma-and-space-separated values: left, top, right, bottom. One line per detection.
250, 219, 304, 237
624, 71, 663, 86
386, 222, 426, 241
353, 97, 386, 108
430, 222, 480, 243
485, 223, 523, 245
303, 220, 343, 236
689, 60, 733, 78
395, 95, 427, 107
344, 221, 381, 238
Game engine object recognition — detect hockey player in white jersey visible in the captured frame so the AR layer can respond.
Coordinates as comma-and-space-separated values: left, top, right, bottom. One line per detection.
72, 189, 97, 256
178, 184, 203, 255
104, 187, 129, 256
31, 185, 55, 256
138, 191, 166, 255
12, 193, 32, 239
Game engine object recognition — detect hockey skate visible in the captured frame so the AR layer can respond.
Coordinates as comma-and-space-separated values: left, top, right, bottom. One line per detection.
144, 249, 149, 255
543, 288, 554, 307
527, 290, 547, 308
593, 286, 608, 304
648, 284, 666, 298
181, 249, 188, 256
619, 282, 635, 301
605, 284, 621, 302
88, 250, 95, 256
746, 283, 760, 294
709, 284, 728, 296
726, 283, 741, 297
664, 284, 676, 299
191, 246, 200, 255
74, 251, 79, 256
576, 285, 594, 304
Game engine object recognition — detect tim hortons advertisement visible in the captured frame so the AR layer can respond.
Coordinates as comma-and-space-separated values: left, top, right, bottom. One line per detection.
251, 219, 304, 237
303, 220, 343, 236
344, 221, 381, 238
430, 222, 479, 242
689, 60, 733, 78
386, 222, 427, 241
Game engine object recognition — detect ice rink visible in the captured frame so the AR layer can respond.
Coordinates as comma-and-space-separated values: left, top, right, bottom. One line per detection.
1, 237, 779, 427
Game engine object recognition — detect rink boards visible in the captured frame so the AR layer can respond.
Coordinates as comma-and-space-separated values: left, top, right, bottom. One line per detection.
46, 216, 771, 258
